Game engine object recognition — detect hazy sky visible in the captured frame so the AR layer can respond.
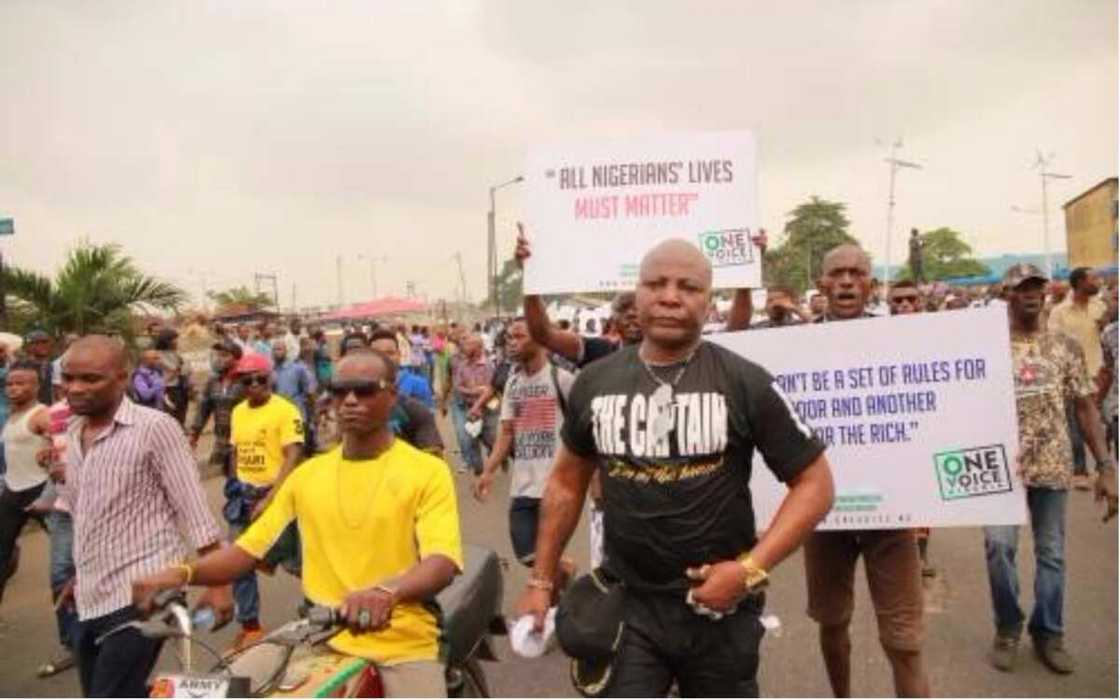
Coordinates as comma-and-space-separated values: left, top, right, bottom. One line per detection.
1, 1, 1115, 309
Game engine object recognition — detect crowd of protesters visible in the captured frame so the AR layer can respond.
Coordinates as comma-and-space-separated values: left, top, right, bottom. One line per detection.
0, 231, 1116, 697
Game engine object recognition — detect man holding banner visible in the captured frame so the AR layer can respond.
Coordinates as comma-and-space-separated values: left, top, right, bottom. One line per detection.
985, 263, 1117, 675
801, 244, 932, 698
517, 238, 835, 696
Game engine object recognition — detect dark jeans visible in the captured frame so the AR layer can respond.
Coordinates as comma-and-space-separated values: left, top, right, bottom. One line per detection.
606, 590, 765, 697
508, 497, 541, 565
228, 518, 301, 625
76, 606, 163, 697
1065, 401, 1087, 476
47, 510, 79, 649
1107, 416, 1118, 457
0, 482, 46, 603
984, 487, 1067, 639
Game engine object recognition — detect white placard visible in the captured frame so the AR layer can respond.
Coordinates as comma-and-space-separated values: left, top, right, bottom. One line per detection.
710, 306, 1027, 530
523, 131, 762, 295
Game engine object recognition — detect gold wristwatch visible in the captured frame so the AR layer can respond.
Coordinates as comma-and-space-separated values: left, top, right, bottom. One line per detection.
736, 553, 769, 594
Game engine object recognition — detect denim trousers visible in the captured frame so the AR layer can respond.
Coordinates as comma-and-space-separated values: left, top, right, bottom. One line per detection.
228, 518, 301, 625
984, 487, 1067, 639
449, 398, 483, 473
47, 510, 79, 650
1065, 401, 1087, 476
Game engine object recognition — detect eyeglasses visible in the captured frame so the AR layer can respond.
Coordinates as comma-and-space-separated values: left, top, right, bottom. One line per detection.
329, 379, 389, 400
891, 295, 921, 305
239, 375, 269, 387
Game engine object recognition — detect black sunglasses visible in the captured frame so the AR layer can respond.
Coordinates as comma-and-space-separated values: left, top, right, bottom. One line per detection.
239, 374, 270, 387
329, 379, 389, 399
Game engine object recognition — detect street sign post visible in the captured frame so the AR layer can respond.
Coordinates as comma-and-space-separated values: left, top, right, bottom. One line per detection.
0, 218, 11, 325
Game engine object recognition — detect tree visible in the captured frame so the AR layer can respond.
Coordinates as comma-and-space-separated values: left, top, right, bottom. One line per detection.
2, 242, 187, 339
207, 285, 274, 311
895, 227, 989, 281
765, 196, 860, 295
488, 257, 523, 315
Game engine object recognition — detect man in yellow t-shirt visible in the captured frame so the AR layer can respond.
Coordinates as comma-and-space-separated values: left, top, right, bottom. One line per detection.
133, 350, 462, 698
226, 352, 305, 652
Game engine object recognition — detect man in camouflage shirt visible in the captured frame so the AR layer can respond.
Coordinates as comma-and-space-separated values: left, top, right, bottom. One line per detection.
984, 264, 1117, 675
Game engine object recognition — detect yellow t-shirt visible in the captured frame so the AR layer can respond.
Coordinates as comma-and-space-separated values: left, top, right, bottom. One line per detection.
231, 395, 305, 486
236, 441, 463, 665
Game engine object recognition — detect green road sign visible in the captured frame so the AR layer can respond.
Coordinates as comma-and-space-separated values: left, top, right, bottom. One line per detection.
0, 219, 12, 236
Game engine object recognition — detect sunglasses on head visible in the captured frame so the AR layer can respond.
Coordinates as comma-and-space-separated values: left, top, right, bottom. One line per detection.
329, 379, 389, 399
239, 374, 269, 387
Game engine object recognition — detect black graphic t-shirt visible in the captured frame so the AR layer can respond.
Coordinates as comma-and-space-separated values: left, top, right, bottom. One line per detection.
562, 341, 826, 593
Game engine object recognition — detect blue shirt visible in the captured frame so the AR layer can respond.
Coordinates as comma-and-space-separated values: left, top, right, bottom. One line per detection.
272, 360, 315, 418
397, 370, 434, 408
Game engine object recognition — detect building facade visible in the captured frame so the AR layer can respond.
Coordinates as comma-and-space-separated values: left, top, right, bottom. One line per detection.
1063, 177, 1119, 269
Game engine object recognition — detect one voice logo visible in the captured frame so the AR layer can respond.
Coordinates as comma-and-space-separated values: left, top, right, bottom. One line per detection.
697, 229, 755, 267
933, 444, 1012, 501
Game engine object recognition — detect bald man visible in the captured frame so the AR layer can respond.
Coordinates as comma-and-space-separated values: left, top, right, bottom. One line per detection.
448, 334, 492, 475
804, 245, 931, 697
59, 336, 231, 698
517, 238, 835, 697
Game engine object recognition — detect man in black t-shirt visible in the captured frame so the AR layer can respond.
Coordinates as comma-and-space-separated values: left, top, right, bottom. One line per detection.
516, 238, 835, 697
805, 244, 931, 698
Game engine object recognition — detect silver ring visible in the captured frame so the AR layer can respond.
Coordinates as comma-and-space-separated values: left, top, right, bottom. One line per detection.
357, 609, 372, 628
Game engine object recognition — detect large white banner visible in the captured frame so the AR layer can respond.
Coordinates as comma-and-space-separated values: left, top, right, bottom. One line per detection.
523, 131, 762, 295
710, 306, 1027, 530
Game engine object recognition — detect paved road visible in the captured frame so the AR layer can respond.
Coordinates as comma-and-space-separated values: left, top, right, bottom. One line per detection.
1, 424, 1116, 697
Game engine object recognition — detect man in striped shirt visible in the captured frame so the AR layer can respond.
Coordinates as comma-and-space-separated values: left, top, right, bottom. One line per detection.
59, 336, 232, 697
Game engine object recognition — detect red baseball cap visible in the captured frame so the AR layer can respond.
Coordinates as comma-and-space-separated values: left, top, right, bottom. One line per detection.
234, 353, 272, 375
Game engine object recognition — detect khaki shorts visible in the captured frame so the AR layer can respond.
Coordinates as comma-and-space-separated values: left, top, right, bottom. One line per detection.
803, 529, 925, 652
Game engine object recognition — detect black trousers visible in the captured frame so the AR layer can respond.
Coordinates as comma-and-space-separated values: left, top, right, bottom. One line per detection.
75, 606, 164, 698
607, 590, 765, 698
0, 482, 46, 603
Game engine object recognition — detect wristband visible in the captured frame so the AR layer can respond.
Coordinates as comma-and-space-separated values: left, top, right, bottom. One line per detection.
374, 583, 398, 601
175, 563, 194, 585
527, 575, 554, 592
736, 553, 769, 593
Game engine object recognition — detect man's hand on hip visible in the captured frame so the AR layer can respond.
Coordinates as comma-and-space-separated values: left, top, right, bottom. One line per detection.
685, 561, 746, 614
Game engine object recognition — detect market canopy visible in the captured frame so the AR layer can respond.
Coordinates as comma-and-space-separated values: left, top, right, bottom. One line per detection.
320, 296, 428, 321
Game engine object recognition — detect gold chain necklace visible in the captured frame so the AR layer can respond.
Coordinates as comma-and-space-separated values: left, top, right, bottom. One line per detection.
336, 447, 391, 530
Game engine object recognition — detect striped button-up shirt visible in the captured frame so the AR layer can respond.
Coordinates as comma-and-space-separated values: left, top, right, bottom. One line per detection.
63, 397, 221, 620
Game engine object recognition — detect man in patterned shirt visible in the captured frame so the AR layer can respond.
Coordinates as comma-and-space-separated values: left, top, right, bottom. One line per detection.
985, 264, 1117, 675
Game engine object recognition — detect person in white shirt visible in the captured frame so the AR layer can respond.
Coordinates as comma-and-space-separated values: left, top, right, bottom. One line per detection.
0, 361, 52, 605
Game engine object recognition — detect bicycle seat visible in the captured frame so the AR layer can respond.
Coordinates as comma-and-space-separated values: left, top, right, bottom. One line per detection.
436, 544, 503, 665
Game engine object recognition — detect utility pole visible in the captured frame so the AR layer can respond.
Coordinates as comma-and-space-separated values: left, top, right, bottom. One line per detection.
1032, 150, 1072, 278
358, 254, 388, 299
254, 273, 279, 309
488, 175, 523, 318
336, 255, 343, 309
453, 252, 468, 303
881, 139, 923, 286
291, 283, 297, 314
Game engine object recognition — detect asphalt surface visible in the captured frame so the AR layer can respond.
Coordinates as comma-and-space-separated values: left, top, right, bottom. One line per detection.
0, 423, 1116, 698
